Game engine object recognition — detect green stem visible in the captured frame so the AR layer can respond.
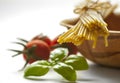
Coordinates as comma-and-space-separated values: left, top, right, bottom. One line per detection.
17, 38, 29, 43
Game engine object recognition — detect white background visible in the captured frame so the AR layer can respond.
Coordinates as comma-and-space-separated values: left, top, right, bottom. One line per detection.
0, 0, 120, 83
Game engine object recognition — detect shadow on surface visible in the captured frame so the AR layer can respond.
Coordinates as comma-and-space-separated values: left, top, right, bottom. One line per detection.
25, 76, 96, 83
87, 63, 120, 82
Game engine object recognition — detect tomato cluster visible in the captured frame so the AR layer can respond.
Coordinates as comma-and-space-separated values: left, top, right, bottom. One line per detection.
11, 33, 78, 69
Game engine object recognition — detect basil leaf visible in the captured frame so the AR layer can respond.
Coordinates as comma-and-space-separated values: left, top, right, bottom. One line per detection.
53, 62, 76, 81
31, 60, 51, 66
50, 48, 68, 62
65, 55, 88, 70
24, 65, 49, 78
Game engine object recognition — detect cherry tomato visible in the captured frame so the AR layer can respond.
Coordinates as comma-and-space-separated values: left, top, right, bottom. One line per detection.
23, 40, 50, 64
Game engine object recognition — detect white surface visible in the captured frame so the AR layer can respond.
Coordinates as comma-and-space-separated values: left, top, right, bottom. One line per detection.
0, 0, 120, 83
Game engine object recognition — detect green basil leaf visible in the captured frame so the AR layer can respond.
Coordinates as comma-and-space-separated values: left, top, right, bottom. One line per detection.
53, 62, 76, 81
65, 55, 88, 70
50, 48, 68, 62
31, 60, 51, 66
24, 65, 49, 78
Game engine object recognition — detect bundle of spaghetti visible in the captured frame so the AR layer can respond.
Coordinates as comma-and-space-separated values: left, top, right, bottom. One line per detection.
57, 0, 117, 48
58, 10, 108, 48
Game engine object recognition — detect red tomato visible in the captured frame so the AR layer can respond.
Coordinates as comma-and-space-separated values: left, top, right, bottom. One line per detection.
62, 43, 78, 55
32, 34, 52, 46
23, 40, 50, 64
51, 36, 58, 46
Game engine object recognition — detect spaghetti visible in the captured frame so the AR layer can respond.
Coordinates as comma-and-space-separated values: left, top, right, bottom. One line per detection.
57, 0, 117, 48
